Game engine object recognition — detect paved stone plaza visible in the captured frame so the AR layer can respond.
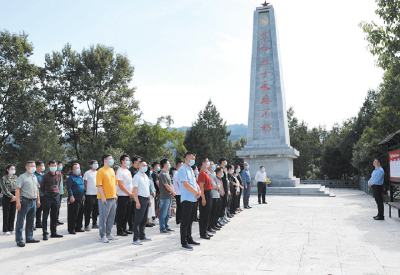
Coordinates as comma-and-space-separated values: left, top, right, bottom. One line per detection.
1, 189, 400, 275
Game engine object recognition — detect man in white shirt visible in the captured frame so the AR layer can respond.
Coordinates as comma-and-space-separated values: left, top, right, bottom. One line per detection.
173, 160, 183, 224
83, 160, 99, 231
132, 161, 152, 245
116, 155, 134, 236
255, 166, 267, 204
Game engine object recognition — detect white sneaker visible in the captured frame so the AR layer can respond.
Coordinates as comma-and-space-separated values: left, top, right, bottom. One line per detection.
99, 236, 109, 243
10, 231, 14, 235
132, 240, 142, 245
106, 234, 118, 240
153, 219, 159, 225
3, 232, 11, 236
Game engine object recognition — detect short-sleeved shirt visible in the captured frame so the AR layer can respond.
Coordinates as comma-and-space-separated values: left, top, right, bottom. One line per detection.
152, 172, 160, 193
16, 172, 38, 199
159, 170, 174, 199
198, 169, 212, 191
178, 163, 197, 203
132, 171, 150, 197
173, 171, 180, 195
83, 169, 98, 195
96, 167, 117, 199
116, 167, 133, 196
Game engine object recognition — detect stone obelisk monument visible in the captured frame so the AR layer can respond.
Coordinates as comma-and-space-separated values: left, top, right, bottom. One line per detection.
237, 3, 300, 187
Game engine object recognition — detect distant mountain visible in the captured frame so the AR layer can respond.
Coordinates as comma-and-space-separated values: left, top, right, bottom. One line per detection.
169, 124, 247, 141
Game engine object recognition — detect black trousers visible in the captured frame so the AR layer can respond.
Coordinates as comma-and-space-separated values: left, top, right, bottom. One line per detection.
175, 195, 182, 224
210, 197, 220, 227
220, 193, 227, 218
258, 182, 267, 203
57, 195, 63, 222
35, 196, 44, 225
42, 195, 60, 235
198, 190, 212, 236
68, 200, 84, 232
117, 196, 132, 233
226, 192, 232, 214
128, 201, 136, 230
2, 193, 16, 232
230, 186, 237, 214
180, 200, 197, 246
84, 195, 98, 227
133, 196, 149, 241
372, 185, 384, 217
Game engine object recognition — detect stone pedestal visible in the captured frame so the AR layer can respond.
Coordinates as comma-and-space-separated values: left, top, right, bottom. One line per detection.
237, 4, 300, 187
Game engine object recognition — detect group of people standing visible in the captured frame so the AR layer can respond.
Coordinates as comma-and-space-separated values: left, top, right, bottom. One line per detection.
0, 151, 271, 250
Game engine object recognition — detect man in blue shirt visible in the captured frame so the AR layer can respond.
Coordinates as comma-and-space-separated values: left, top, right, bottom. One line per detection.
241, 162, 252, 209
368, 158, 385, 220
178, 152, 201, 251
66, 163, 85, 234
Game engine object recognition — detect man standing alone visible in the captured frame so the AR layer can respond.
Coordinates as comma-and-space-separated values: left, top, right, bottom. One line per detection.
255, 166, 267, 204
368, 158, 385, 220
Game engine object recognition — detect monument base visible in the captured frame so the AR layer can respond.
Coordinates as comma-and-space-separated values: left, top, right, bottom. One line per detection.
237, 146, 300, 187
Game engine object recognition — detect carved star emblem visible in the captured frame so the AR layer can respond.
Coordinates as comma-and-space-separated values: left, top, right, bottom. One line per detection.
261, 1, 270, 6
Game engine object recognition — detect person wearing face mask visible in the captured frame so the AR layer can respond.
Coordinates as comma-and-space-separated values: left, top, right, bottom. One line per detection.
207, 161, 222, 232
146, 166, 156, 227
116, 155, 134, 236
15, 160, 41, 247
158, 158, 175, 234
173, 161, 184, 224
83, 160, 99, 231
1, 165, 17, 236
198, 157, 213, 239
34, 161, 45, 229
242, 163, 252, 209
132, 161, 152, 245
227, 165, 237, 217
255, 166, 268, 204
235, 165, 244, 212
191, 165, 200, 222
218, 157, 230, 224
178, 152, 201, 251
56, 161, 64, 226
96, 154, 118, 243
40, 160, 63, 240
66, 163, 85, 234
128, 155, 141, 231
151, 162, 161, 225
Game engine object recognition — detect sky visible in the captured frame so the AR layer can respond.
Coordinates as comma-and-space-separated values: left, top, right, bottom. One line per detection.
0, 0, 384, 130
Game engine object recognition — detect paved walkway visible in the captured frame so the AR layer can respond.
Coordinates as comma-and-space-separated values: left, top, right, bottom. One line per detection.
1, 189, 400, 275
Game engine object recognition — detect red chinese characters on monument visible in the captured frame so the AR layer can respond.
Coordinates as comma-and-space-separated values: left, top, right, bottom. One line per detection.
260, 81, 271, 92
259, 44, 271, 53
261, 108, 271, 118
261, 123, 272, 132
260, 94, 271, 105
261, 69, 270, 78
259, 31, 270, 42
259, 58, 271, 67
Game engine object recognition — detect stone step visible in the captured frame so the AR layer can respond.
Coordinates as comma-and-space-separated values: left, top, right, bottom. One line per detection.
265, 184, 334, 196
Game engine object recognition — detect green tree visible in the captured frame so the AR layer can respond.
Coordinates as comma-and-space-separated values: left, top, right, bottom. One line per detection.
41, 43, 139, 161
184, 100, 231, 166
360, 0, 400, 73
0, 30, 44, 165
288, 107, 326, 179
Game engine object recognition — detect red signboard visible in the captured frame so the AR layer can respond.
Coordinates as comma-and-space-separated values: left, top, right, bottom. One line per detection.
389, 149, 400, 182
